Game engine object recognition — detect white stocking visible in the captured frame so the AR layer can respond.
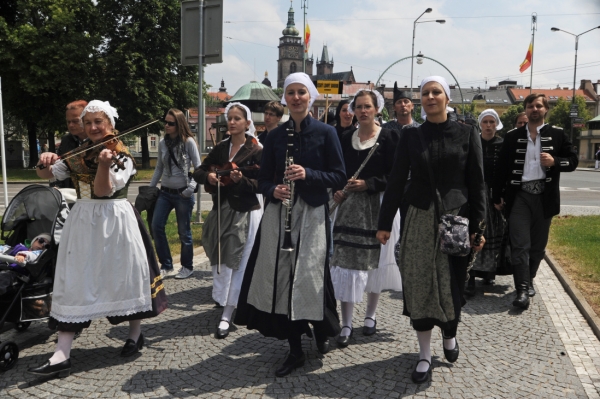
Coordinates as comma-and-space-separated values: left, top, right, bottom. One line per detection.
416, 330, 432, 372
128, 319, 142, 341
219, 305, 235, 330
340, 301, 354, 337
364, 293, 380, 327
49, 331, 75, 365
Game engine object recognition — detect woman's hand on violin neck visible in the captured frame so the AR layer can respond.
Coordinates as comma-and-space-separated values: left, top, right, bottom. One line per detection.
38, 152, 59, 168
333, 190, 347, 204
207, 172, 224, 186
285, 164, 305, 181
274, 184, 292, 201
97, 149, 117, 167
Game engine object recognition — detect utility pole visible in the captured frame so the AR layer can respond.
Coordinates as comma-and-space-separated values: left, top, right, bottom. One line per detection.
529, 13, 537, 94
302, 0, 308, 73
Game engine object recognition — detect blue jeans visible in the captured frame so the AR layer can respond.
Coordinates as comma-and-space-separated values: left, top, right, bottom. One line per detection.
152, 190, 195, 271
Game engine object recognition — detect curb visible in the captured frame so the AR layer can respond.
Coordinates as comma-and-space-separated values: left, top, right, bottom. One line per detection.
544, 252, 600, 342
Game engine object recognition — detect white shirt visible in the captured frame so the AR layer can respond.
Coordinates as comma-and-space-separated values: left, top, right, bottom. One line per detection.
522, 123, 547, 182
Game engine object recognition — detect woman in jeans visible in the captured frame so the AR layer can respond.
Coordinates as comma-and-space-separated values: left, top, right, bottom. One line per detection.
150, 108, 201, 279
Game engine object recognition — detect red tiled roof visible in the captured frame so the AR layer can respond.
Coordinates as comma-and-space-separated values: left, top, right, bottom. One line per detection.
208, 91, 232, 101
509, 88, 594, 102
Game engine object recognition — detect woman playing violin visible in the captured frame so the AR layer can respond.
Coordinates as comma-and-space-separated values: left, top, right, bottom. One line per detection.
193, 102, 263, 339
31, 100, 166, 379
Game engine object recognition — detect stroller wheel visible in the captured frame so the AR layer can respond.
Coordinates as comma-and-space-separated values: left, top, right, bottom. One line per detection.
15, 322, 32, 332
0, 341, 19, 371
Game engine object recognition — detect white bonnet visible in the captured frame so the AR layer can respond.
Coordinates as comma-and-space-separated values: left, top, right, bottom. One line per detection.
281, 72, 320, 108
419, 76, 454, 120
224, 102, 256, 136
348, 89, 385, 114
80, 100, 119, 128
478, 108, 503, 131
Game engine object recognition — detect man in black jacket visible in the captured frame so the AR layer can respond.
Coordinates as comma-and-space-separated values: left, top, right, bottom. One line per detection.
53, 100, 88, 188
493, 93, 578, 309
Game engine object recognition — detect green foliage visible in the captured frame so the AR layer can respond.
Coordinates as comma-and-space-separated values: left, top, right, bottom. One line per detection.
272, 87, 284, 97
413, 106, 424, 124
460, 102, 481, 120
547, 96, 592, 140
381, 106, 389, 122
499, 104, 525, 136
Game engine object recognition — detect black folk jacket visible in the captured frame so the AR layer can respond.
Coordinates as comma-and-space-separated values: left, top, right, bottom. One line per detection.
492, 124, 578, 219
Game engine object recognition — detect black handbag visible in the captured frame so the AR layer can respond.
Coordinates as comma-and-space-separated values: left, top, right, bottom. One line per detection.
418, 128, 471, 257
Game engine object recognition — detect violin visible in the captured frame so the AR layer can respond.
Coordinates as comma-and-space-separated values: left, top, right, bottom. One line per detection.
204, 162, 260, 194
82, 133, 128, 171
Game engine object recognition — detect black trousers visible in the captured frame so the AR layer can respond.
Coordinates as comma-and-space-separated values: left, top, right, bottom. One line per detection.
508, 191, 552, 290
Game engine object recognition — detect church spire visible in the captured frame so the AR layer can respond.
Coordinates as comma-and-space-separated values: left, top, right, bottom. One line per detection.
282, 1, 299, 36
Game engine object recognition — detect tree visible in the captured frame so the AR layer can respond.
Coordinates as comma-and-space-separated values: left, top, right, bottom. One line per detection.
0, 0, 101, 166
499, 104, 525, 137
547, 95, 592, 143
96, 0, 200, 168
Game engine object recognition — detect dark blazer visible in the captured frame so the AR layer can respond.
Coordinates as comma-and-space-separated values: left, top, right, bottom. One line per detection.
259, 115, 346, 207
193, 134, 262, 212
378, 120, 486, 234
492, 124, 578, 219
337, 127, 398, 194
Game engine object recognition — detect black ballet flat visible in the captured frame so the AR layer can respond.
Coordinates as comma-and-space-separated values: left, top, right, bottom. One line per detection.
336, 326, 353, 348
275, 352, 305, 377
215, 320, 230, 339
27, 359, 71, 378
411, 359, 431, 384
316, 339, 330, 354
442, 335, 459, 363
121, 333, 144, 357
362, 317, 377, 336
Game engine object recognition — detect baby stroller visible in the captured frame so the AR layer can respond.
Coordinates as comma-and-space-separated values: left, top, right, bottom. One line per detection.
0, 185, 70, 371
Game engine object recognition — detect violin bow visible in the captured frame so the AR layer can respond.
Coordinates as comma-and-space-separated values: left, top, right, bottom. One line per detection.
37, 119, 160, 168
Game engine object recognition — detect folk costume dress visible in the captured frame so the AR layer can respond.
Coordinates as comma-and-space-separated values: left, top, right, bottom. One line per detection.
194, 133, 263, 307
48, 140, 166, 330
378, 120, 486, 335
235, 116, 346, 340
330, 128, 402, 303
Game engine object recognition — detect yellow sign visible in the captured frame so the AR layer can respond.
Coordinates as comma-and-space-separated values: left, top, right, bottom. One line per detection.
315, 80, 343, 95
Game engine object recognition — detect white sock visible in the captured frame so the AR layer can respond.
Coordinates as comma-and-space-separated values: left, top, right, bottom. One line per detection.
340, 301, 354, 337
219, 305, 235, 329
416, 330, 432, 372
364, 293, 380, 327
443, 336, 456, 350
128, 320, 142, 342
49, 331, 75, 365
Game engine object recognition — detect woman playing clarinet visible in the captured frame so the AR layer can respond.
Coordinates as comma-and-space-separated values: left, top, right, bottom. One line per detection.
330, 89, 402, 349
193, 102, 263, 339
235, 73, 346, 377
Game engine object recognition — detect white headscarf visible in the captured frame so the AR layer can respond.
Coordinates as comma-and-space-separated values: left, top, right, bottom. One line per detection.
224, 102, 256, 136
80, 100, 119, 128
281, 72, 319, 108
348, 89, 385, 114
419, 76, 455, 120
478, 108, 503, 131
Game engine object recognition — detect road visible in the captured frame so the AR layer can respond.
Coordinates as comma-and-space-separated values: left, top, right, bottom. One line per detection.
1, 169, 598, 212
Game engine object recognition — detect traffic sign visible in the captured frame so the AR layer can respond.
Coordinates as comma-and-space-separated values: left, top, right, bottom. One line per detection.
181, 0, 223, 65
570, 112, 578, 117
573, 123, 585, 128
314, 80, 344, 95
572, 117, 584, 123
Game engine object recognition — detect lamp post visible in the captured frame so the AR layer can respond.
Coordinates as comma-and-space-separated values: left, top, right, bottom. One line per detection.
551, 25, 600, 143
410, 8, 445, 101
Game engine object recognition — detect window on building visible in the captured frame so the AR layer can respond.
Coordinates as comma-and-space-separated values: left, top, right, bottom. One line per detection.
290, 62, 297, 73
150, 136, 157, 148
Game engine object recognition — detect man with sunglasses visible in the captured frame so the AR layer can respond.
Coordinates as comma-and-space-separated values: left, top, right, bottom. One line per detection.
257, 101, 284, 145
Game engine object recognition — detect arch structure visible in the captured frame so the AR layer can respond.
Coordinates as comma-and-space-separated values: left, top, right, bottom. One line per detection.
376, 56, 465, 113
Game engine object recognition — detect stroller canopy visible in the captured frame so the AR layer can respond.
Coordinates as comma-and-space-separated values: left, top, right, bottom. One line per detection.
2, 185, 70, 245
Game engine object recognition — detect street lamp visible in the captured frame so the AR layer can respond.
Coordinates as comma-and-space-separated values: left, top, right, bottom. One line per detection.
551, 25, 600, 143
410, 8, 445, 101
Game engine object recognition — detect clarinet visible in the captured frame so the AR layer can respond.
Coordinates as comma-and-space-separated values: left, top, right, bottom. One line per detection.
281, 123, 295, 252
329, 142, 380, 213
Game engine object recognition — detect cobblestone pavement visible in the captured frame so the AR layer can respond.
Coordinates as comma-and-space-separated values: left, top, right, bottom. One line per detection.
1, 253, 599, 398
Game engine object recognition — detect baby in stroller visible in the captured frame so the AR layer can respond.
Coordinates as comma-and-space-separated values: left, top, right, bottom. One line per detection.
0, 233, 51, 296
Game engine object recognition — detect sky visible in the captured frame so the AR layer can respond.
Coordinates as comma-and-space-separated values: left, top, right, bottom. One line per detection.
203, 0, 600, 96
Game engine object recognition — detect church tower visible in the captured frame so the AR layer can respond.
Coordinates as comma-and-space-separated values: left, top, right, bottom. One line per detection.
316, 44, 333, 76
277, 2, 313, 88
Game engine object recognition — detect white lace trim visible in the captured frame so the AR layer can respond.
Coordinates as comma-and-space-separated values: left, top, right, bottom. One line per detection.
352, 128, 381, 150
50, 299, 151, 323
330, 266, 369, 303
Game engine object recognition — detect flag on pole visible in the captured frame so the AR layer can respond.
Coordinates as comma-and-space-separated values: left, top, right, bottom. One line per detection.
304, 23, 311, 53
519, 41, 533, 73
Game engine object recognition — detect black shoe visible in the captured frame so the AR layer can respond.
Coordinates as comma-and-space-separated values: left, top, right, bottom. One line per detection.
214, 301, 224, 308
336, 326, 353, 348
275, 352, 305, 377
27, 359, 71, 378
442, 336, 459, 363
465, 275, 476, 297
512, 291, 530, 309
121, 334, 144, 357
528, 282, 536, 297
316, 339, 330, 354
362, 317, 377, 336
411, 359, 431, 384
483, 278, 495, 286
215, 320, 230, 339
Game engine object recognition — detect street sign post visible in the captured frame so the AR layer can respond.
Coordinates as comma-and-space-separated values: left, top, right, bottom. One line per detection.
573, 123, 585, 128
314, 80, 343, 124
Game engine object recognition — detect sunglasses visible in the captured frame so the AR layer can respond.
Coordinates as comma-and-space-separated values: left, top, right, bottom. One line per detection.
164, 121, 176, 127
35, 237, 48, 245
